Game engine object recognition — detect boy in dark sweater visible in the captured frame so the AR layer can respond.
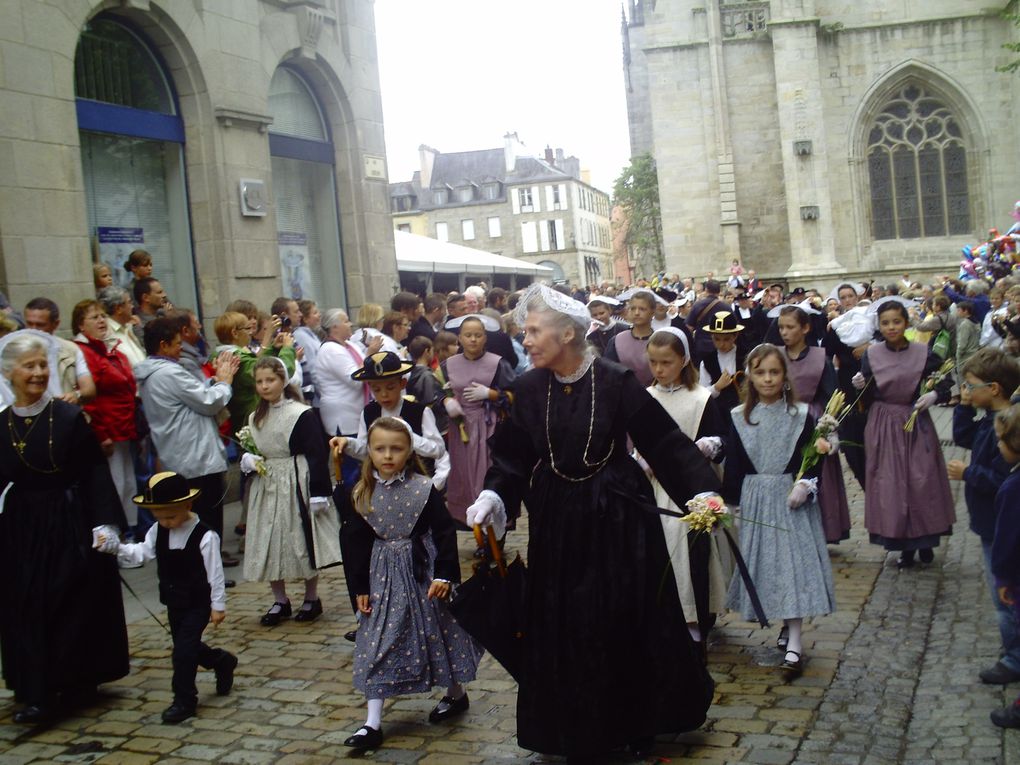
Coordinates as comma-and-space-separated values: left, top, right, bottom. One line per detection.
97, 472, 236, 724
948, 349, 1020, 685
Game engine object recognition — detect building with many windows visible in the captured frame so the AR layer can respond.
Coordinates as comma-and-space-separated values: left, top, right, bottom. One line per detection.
622, 0, 1020, 283
389, 134, 613, 288
0, 0, 396, 324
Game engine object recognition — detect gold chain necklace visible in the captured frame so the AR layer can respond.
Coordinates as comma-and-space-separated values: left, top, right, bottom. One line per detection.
7, 401, 60, 473
545, 363, 614, 482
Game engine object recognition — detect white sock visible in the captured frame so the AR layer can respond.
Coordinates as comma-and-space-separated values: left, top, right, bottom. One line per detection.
785, 618, 803, 658
365, 698, 383, 730
303, 576, 319, 604
688, 623, 702, 643
269, 580, 288, 604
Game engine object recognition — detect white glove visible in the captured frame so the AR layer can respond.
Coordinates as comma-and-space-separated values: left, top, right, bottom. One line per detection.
695, 436, 722, 460
787, 480, 813, 509
824, 432, 840, 455
240, 452, 265, 475
913, 391, 938, 412
851, 372, 867, 391
92, 525, 120, 554
632, 450, 652, 477
309, 497, 330, 515
462, 382, 491, 403
465, 490, 507, 538
444, 397, 464, 418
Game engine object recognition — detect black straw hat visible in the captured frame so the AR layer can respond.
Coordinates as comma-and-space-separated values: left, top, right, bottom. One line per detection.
133, 471, 200, 508
351, 351, 414, 381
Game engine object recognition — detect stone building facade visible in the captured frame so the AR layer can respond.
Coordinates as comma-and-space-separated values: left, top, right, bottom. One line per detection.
0, 0, 396, 325
623, 0, 1020, 285
388, 134, 613, 288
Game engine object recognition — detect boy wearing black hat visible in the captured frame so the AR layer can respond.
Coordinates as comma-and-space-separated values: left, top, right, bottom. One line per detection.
699, 310, 748, 413
96, 472, 235, 724
331, 351, 449, 490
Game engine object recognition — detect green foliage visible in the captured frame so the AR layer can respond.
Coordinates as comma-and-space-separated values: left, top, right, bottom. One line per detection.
997, 6, 1020, 74
613, 153, 664, 276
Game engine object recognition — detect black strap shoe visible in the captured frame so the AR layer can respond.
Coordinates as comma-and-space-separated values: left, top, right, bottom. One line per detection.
344, 725, 383, 749
781, 650, 803, 678
13, 704, 51, 725
428, 693, 469, 723
215, 653, 238, 696
161, 702, 196, 724
344, 627, 358, 642
294, 598, 323, 623
260, 600, 292, 626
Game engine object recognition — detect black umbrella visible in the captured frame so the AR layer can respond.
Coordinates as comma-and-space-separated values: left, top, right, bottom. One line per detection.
448, 526, 527, 682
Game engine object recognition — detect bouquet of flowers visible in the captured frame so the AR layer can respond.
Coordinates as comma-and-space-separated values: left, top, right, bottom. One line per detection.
904, 358, 955, 432
796, 390, 850, 480
235, 425, 268, 476
680, 492, 734, 534
433, 365, 469, 444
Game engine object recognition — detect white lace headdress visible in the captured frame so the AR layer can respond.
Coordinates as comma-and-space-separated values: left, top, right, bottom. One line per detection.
514, 284, 591, 330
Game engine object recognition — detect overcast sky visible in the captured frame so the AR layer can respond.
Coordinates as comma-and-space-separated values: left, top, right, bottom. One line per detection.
374, 0, 632, 194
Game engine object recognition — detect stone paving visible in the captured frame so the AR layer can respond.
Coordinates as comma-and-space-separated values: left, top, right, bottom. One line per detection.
0, 407, 1017, 764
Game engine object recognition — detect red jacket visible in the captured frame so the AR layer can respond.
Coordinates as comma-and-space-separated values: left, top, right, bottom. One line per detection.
75, 336, 138, 443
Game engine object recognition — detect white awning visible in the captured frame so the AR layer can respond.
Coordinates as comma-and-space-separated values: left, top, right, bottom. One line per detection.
394, 230, 554, 276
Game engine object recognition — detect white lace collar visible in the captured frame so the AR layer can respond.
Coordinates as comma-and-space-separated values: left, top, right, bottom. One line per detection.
373, 469, 407, 486
12, 393, 52, 417
554, 350, 595, 384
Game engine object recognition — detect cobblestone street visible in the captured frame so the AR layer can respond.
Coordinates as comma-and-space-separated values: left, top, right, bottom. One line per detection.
0, 407, 1016, 764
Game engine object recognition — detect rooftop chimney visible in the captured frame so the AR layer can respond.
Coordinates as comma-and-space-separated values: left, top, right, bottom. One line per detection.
418, 144, 438, 188
545, 146, 555, 164
504, 131, 524, 172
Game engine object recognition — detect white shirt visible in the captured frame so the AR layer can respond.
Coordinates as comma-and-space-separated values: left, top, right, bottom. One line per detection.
699, 348, 738, 399
117, 515, 227, 611
315, 340, 366, 435
981, 305, 1006, 349
106, 317, 147, 368
345, 400, 450, 490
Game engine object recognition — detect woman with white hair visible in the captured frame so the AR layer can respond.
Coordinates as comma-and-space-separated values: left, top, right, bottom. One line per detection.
0, 332, 129, 723
465, 285, 719, 760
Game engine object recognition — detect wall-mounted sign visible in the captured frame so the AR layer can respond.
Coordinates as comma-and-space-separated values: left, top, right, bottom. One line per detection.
240, 178, 268, 216
363, 154, 386, 181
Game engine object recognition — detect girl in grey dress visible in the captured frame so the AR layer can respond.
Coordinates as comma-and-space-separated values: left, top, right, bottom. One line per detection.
337, 417, 481, 751
723, 344, 836, 678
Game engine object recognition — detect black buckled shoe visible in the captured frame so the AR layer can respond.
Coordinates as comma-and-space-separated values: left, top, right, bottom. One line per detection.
161, 702, 196, 724
896, 551, 915, 569
344, 628, 358, 642
918, 547, 934, 564
979, 661, 1020, 685
344, 725, 383, 749
294, 599, 323, 623
428, 693, 469, 723
215, 652, 238, 696
991, 704, 1020, 729
780, 650, 804, 678
260, 601, 292, 626
13, 704, 51, 725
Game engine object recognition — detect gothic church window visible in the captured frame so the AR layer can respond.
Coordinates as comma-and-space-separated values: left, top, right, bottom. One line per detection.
867, 84, 969, 240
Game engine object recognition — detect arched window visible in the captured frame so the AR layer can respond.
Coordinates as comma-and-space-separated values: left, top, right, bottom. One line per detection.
866, 84, 970, 240
268, 67, 346, 308
75, 17, 197, 309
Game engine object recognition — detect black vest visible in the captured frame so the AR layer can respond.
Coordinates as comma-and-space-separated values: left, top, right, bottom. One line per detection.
702, 348, 747, 414
156, 519, 213, 609
364, 399, 425, 435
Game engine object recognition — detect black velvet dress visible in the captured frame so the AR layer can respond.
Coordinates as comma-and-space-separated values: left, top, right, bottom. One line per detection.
0, 398, 129, 706
484, 357, 721, 758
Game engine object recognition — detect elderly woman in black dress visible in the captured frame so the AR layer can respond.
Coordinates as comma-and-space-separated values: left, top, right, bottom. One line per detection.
0, 332, 129, 723
466, 285, 720, 760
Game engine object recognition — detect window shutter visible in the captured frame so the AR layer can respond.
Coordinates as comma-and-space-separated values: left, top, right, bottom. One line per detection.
555, 219, 565, 250
539, 220, 550, 251
532, 186, 541, 213
512, 189, 521, 214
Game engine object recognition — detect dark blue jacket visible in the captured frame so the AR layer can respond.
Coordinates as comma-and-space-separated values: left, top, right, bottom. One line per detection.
990, 468, 1020, 587
943, 286, 992, 324
953, 405, 1013, 542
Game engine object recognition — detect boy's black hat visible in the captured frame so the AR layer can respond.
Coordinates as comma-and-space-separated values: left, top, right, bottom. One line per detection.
351, 351, 414, 381
702, 310, 745, 334
655, 287, 678, 303
133, 471, 200, 508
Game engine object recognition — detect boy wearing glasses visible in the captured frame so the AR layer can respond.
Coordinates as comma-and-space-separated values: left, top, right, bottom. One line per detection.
948, 348, 1020, 685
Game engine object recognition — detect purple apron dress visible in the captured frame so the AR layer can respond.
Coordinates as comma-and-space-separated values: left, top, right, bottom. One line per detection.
863, 343, 955, 550
445, 351, 501, 524
787, 347, 851, 543
614, 331, 654, 387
